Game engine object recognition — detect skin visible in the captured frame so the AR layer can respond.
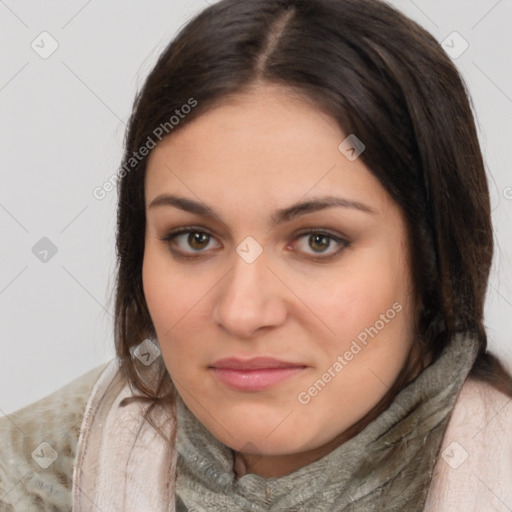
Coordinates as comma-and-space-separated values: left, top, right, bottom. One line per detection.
142, 82, 419, 478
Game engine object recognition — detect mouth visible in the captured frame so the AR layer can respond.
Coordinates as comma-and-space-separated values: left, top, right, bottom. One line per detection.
209, 357, 308, 391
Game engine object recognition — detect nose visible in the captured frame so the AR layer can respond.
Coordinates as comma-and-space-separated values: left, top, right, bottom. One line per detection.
211, 249, 288, 338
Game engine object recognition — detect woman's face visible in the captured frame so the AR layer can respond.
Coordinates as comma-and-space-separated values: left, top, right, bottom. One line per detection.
143, 83, 418, 477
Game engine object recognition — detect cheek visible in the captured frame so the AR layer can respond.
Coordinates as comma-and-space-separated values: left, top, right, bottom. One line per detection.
142, 246, 213, 376
311, 261, 407, 340
299, 273, 413, 436
142, 244, 198, 330
303, 247, 415, 393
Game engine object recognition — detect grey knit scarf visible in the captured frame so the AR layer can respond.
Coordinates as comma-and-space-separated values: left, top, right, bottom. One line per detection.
174, 332, 479, 511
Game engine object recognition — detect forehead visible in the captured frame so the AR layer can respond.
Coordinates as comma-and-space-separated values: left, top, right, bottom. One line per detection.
144, 84, 394, 217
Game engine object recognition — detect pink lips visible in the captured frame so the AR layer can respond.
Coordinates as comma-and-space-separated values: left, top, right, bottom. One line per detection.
209, 357, 307, 391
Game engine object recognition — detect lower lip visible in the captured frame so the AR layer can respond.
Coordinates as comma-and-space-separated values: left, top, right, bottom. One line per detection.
210, 367, 307, 391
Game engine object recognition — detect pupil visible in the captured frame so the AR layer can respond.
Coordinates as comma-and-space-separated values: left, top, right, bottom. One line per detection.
311, 234, 329, 252
189, 232, 208, 250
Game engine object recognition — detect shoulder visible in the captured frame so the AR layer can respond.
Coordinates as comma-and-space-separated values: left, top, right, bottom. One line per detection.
424, 376, 512, 511
0, 361, 112, 511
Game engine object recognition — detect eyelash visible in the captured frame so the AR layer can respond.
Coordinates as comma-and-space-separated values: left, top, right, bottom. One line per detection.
158, 226, 350, 262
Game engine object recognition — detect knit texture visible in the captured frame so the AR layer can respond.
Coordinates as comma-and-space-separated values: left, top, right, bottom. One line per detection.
0, 363, 107, 511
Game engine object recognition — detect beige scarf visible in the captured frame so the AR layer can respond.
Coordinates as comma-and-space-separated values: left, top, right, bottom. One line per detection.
72, 332, 479, 511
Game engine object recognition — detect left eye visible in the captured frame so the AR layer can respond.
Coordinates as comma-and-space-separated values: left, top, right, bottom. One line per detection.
292, 232, 347, 257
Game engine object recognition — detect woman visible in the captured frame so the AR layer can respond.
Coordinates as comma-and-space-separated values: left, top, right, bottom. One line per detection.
1, 0, 511, 510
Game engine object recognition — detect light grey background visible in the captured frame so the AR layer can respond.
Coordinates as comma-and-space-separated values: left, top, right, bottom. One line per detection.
1, 0, 511, 414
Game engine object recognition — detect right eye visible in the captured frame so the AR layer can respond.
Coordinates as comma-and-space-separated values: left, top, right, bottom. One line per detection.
159, 227, 221, 259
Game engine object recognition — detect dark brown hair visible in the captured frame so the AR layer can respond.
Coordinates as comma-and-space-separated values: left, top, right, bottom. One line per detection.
115, 0, 512, 433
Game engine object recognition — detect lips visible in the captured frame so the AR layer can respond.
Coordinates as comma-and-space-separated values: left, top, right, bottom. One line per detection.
210, 356, 305, 370
209, 357, 308, 391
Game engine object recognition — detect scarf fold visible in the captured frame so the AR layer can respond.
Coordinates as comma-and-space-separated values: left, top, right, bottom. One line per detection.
72, 358, 179, 512
72, 332, 479, 511
175, 332, 479, 512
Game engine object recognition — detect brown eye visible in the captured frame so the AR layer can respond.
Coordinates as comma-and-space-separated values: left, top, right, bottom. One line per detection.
188, 232, 210, 250
309, 234, 331, 253
159, 228, 221, 257
292, 230, 349, 259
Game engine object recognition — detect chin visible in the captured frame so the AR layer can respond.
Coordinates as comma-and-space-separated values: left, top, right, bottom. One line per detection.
206, 414, 317, 456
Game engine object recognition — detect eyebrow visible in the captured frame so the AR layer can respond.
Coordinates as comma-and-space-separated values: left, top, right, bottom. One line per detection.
147, 194, 376, 226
